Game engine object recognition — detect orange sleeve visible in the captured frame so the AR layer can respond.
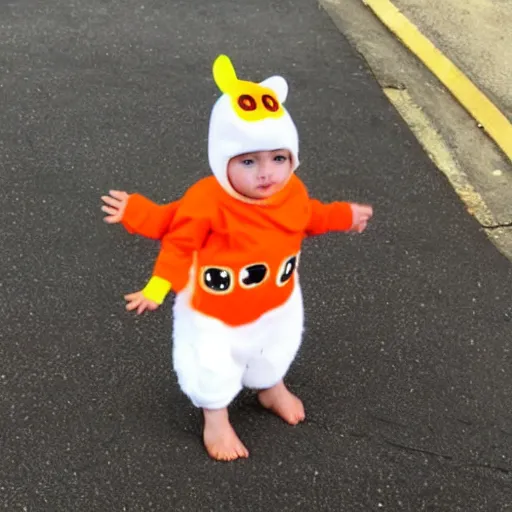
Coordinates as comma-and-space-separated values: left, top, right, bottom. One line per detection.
306, 199, 353, 236
121, 194, 180, 240
151, 182, 214, 293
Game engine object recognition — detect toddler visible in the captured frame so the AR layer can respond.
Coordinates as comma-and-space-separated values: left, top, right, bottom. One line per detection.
101, 55, 373, 461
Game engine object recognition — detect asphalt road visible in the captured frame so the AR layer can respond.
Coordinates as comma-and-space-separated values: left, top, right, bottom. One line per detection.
1, 0, 512, 510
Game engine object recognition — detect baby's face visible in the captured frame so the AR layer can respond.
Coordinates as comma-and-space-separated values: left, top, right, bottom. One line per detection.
227, 149, 293, 200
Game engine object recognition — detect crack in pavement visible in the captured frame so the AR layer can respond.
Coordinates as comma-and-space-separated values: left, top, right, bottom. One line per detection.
482, 221, 512, 230
454, 462, 512, 475
382, 437, 454, 461
383, 438, 512, 475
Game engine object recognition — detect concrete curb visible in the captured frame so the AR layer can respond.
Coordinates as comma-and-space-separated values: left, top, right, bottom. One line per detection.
383, 87, 512, 260
362, 0, 512, 163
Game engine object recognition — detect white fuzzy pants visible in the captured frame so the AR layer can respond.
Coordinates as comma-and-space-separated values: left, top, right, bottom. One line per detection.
172, 281, 304, 410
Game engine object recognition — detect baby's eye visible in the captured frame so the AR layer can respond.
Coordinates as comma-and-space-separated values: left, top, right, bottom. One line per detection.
242, 159, 254, 166
274, 155, 288, 162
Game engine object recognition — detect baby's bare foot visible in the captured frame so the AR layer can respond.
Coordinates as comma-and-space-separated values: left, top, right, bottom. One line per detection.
203, 408, 249, 461
258, 380, 305, 425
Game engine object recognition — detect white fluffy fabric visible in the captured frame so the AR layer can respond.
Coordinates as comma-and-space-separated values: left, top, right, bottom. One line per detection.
172, 279, 304, 410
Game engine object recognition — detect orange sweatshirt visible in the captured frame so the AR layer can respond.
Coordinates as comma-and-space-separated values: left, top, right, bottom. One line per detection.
122, 175, 353, 327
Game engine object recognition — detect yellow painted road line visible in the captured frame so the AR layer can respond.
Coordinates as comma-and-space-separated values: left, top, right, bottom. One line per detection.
363, 0, 512, 162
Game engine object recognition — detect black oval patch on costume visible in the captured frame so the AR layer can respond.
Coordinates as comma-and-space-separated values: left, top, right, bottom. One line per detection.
241, 264, 267, 286
262, 94, 279, 112
238, 94, 257, 111
203, 268, 231, 292
279, 256, 297, 284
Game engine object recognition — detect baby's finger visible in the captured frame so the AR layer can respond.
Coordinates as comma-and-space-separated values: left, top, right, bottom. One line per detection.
101, 205, 119, 216
126, 298, 142, 311
104, 216, 120, 224
125, 302, 137, 312
110, 190, 128, 200
101, 195, 121, 208
124, 292, 140, 301
137, 302, 148, 315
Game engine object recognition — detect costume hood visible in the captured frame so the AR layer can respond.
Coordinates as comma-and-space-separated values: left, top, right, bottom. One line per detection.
207, 55, 300, 201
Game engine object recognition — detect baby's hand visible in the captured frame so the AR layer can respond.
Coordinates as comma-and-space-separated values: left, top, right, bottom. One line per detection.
350, 203, 373, 233
124, 290, 160, 315
101, 190, 129, 224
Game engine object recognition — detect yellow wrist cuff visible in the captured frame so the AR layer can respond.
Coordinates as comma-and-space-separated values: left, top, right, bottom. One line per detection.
142, 276, 172, 304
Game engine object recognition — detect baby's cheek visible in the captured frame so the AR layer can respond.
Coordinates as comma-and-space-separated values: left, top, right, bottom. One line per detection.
278, 168, 293, 184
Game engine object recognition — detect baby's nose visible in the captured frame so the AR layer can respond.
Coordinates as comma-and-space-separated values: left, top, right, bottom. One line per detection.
258, 164, 272, 181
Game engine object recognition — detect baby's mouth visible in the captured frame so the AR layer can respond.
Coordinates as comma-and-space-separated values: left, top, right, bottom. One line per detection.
257, 183, 274, 190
